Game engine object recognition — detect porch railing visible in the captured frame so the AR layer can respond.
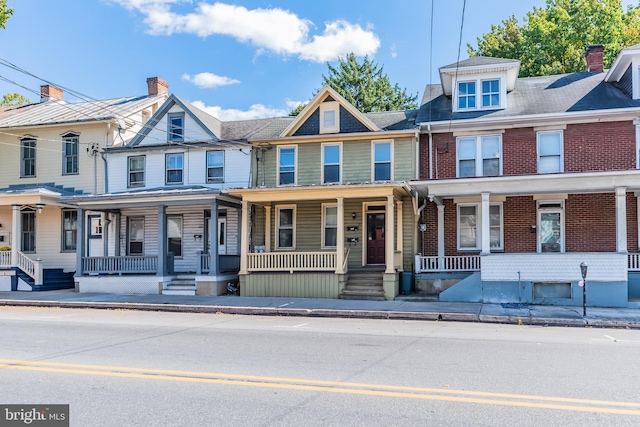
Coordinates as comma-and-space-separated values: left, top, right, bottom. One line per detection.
248, 251, 336, 272
82, 256, 158, 275
415, 255, 481, 273
198, 252, 241, 274
629, 253, 640, 271
0, 251, 11, 267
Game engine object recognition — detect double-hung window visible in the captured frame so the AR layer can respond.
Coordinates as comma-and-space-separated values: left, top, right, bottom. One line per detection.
457, 204, 503, 251
322, 204, 338, 248
458, 81, 476, 109
167, 215, 183, 257
21, 209, 36, 253
128, 156, 145, 188
373, 141, 392, 181
278, 146, 296, 186
207, 151, 224, 183
166, 153, 183, 185
168, 112, 184, 142
128, 217, 144, 255
537, 131, 563, 174
322, 143, 341, 184
21, 138, 36, 178
61, 209, 77, 252
457, 135, 501, 177
481, 79, 500, 107
276, 206, 295, 249
62, 133, 79, 175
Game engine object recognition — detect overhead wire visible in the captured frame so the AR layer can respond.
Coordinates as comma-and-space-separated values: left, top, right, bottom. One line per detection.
448, 0, 467, 134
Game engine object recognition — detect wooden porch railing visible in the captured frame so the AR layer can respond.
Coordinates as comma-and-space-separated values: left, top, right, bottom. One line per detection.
0, 251, 11, 267
248, 251, 337, 272
629, 253, 640, 271
415, 255, 481, 273
82, 256, 158, 275
16, 251, 43, 283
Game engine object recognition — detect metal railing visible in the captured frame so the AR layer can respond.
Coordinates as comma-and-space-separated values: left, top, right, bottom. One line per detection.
198, 252, 241, 274
415, 255, 481, 273
248, 251, 336, 272
82, 256, 158, 275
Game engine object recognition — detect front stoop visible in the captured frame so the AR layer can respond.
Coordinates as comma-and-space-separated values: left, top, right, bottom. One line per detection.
340, 267, 385, 301
162, 276, 196, 296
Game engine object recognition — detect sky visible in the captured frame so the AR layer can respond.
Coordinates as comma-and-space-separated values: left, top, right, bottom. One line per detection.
0, 0, 638, 121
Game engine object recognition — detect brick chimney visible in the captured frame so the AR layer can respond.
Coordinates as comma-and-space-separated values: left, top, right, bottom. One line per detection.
585, 44, 604, 73
146, 77, 169, 96
40, 84, 63, 102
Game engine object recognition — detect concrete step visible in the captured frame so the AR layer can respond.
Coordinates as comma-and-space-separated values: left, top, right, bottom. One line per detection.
339, 289, 385, 301
344, 283, 384, 291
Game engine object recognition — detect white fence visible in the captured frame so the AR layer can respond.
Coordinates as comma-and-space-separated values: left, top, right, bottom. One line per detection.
248, 252, 336, 272
415, 255, 481, 273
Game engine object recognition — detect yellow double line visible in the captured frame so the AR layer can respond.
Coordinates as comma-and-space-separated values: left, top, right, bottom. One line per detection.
1, 359, 639, 415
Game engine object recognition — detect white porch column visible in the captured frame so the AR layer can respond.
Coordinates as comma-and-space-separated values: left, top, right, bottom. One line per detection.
396, 200, 403, 252
265, 205, 271, 252
336, 197, 345, 274
157, 206, 167, 276
240, 200, 250, 274
75, 208, 85, 276
481, 192, 491, 255
616, 187, 628, 253
209, 201, 219, 276
11, 205, 20, 266
385, 195, 395, 274
437, 204, 445, 269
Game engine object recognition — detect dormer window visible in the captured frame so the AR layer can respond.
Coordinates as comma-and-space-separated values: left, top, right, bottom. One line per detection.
482, 79, 500, 107
456, 78, 502, 111
320, 102, 339, 133
458, 82, 476, 109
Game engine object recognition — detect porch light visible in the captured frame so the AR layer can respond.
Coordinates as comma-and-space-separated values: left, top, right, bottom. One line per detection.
352, 212, 356, 220
36, 203, 45, 214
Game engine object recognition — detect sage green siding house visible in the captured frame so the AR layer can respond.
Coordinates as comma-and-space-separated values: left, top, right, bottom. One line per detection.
229, 86, 419, 300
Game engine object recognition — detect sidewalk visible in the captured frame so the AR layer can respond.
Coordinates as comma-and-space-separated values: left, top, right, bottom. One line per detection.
1, 289, 640, 329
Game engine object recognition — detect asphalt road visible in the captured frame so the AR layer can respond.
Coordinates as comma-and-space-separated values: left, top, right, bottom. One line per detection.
0, 306, 639, 426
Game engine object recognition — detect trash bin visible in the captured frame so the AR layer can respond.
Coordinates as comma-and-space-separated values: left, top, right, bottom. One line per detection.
401, 272, 413, 295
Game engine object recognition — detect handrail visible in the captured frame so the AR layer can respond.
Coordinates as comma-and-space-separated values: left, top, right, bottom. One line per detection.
342, 248, 350, 273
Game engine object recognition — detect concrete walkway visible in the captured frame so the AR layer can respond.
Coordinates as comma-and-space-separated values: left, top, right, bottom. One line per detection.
1, 289, 640, 329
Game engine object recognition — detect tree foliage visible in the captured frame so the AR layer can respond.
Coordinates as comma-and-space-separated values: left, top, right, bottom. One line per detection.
316, 53, 418, 113
1, 92, 31, 106
0, 0, 12, 29
468, 0, 640, 77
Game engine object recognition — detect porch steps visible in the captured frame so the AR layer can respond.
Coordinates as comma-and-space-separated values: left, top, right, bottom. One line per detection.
340, 268, 385, 301
162, 276, 196, 296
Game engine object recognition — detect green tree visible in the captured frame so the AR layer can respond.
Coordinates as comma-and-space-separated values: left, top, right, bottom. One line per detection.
1, 92, 30, 106
0, 0, 12, 29
468, 0, 640, 77
319, 53, 417, 113
288, 103, 306, 116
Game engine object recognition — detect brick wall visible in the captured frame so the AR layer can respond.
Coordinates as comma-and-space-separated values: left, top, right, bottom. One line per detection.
420, 121, 636, 180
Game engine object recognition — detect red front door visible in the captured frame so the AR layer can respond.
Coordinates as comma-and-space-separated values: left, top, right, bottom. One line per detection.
367, 213, 385, 264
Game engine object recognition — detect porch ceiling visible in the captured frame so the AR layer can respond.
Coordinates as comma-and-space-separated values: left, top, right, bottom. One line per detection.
68, 189, 240, 210
411, 170, 640, 199
228, 182, 412, 203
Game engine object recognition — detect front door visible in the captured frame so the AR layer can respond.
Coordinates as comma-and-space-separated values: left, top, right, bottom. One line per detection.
367, 213, 385, 264
206, 217, 227, 255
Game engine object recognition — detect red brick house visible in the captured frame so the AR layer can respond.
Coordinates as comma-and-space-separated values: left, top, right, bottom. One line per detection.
411, 44, 640, 308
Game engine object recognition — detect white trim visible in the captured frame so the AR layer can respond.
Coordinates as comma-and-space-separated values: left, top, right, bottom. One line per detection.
456, 202, 503, 251
372, 140, 394, 181
275, 204, 296, 250
320, 102, 340, 134
321, 203, 338, 249
537, 130, 564, 174
456, 134, 502, 178
636, 125, 640, 169
537, 200, 565, 253
321, 142, 342, 184
277, 145, 297, 187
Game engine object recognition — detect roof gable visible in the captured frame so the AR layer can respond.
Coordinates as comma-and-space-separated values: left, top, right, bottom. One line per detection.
129, 94, 221, 146
279, 85, 380, 137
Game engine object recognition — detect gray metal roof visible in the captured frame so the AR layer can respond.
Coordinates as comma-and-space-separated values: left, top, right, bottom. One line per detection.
0, 95, 166, 128
417, 70, 640, 123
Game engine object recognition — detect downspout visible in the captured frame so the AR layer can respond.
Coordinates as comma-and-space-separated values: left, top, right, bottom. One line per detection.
414, 131, 419, 180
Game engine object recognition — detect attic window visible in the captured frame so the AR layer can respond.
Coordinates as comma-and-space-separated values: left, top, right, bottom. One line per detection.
455, 77, 504, 112
320, 102, 339, 133
168, 112, 184, 142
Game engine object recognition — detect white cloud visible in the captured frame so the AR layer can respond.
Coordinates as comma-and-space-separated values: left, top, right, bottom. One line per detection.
182, 72, 240, 88
112, 0, 380, 62
190, 100, 288, 121
390, 43, 397, 59
285, 99, 305, 109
